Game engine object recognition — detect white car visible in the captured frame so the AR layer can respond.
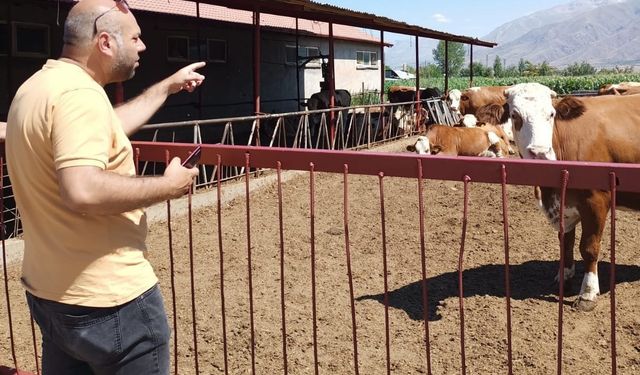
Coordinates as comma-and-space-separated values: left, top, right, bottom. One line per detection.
385, 68, 416, 81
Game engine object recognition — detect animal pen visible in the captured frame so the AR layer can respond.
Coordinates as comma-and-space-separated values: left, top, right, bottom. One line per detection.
2, 140, 640, 374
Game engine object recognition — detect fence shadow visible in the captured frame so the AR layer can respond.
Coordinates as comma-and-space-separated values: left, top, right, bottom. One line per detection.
356, 260, 640, 321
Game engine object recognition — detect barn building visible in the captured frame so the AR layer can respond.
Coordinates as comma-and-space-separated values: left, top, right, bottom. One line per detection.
0, 0, 389, 123
0, 0, 495, 124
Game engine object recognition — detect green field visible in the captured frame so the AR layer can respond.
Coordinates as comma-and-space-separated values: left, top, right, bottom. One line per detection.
383, 73, 640, 95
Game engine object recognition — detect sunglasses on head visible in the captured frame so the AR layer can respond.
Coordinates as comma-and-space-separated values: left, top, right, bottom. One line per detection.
93, 0, 130, 36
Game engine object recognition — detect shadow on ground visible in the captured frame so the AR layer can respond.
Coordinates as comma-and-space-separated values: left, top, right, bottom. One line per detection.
357, 260, 640, 321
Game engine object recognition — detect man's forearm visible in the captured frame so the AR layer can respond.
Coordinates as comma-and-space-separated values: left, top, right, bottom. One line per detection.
59, 167, 184, 215
114, 79, 171, 136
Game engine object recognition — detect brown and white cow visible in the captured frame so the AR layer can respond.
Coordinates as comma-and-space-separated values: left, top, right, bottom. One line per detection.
406, 125, 511, 158
447, 86, 514, 142
504, 82, 640, 311
597, 81, 640, 96
446, 85, 511, 116
388, 85, 441, 134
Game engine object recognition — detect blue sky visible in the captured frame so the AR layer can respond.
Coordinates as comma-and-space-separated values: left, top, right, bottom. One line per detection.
320, 0, 571, 39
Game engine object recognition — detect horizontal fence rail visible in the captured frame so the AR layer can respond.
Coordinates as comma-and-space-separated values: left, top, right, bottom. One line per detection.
0, 99, 458, 240
3, 141, 636, 374
134, 142, 640, 193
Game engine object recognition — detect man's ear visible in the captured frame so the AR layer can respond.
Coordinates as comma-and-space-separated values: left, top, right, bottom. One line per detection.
97, 32, 115, 56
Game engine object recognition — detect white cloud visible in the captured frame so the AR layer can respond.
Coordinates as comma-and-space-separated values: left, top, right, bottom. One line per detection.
432, 13, 451, 23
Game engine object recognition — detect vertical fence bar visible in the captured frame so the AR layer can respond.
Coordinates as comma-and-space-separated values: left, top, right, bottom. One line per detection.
276, 162, 289, 375
378, 172, 391, 375
500, 165, 513, 375
187, 184, 200, 374
309, 163, 319, 375
343, 164, 360, 375
608, 172, 617, 375
556, 170, 570, 375
458, 175, 471, 375
0, 157, 18, 372
244, 153, 257, 375
165, 150, 179, 375
29, 316, 39, 375
216, 155, 229, 375
416, 159, 432, 374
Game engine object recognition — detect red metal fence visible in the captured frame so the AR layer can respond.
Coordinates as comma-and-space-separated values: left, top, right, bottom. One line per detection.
2, 142, 639, 374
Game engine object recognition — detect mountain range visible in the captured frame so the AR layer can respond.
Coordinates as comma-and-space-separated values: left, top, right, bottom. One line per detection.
385, 0, 640, 69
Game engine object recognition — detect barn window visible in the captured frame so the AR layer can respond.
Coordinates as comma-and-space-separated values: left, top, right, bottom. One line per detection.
286, 45, 321, 67
167, 36, 189, 61
188, 38, 206, 60
12, 22, 49, 57
207, 39, 226, 63
168, 36, 226, 63
356, 50, 378, 69
0, 22, 8, 55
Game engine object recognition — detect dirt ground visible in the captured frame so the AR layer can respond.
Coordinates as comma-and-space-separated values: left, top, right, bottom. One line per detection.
2, 138, 639, 374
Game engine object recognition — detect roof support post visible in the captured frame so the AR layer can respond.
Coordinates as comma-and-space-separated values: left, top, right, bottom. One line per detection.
380, 30, 385, 104
415, 35, 422, 132
295, 18, 301, 110
196, 1, 203, 119
415, 35, 420, 93
444, 40, 449, 94
469, 44, 474, 88
328, 22, 336, 147
253, 9, 261, 146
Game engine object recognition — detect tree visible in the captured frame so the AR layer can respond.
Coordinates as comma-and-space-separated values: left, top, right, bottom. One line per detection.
419, 63, 442, 78
459, 62, 492, 77
432, 41, 466, 77
518, 58, 526, 75
493, 56, 503, 77
563, 61, 596, 76
538, 61, 555, 76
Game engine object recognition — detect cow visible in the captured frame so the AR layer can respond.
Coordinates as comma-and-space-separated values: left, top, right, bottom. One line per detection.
446, 85, 511, 116
406, 124, 511, 158
446, 86, 514, 142
387, 86, 441, 135
306, 89, 351, 110
305, 89, 351, 142
504, 82, 640, 311
388, 85, 442, 103
597, 81, 640, 95
455, 112, 515, 156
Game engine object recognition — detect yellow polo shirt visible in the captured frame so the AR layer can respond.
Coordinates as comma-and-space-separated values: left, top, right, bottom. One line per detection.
6, 59, 157, 307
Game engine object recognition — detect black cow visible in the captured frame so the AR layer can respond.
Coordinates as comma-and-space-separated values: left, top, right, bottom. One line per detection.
303, 89, 351, 146
306, 89, 352, 110
387, 86, 442, 103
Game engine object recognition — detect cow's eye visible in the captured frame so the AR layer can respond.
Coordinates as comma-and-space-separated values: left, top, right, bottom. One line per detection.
549, 110, 555, 119
511, 113, 523, 131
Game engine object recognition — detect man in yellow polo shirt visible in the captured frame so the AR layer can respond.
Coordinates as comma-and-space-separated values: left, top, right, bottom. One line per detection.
6, 0, 203, 373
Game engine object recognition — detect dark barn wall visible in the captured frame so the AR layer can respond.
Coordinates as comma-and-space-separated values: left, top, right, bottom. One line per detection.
0, 0, 67, 121
1, 1, 377, 130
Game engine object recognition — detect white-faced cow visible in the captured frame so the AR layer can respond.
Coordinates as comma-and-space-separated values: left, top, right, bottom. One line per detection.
505, 82, 640, 311
406, 125, 511, 158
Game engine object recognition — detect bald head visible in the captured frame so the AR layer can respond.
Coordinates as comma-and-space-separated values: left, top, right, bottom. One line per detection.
63, 0, 131, 48
60, 0, 145, 85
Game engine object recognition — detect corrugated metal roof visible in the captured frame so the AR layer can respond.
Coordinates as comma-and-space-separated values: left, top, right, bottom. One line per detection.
179, 0, 496, 47
128, 0, 381, 44
57, 0, 495, 48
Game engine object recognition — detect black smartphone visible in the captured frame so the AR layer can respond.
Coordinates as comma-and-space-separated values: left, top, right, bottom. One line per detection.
181, 145, 202, 168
